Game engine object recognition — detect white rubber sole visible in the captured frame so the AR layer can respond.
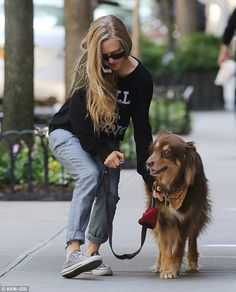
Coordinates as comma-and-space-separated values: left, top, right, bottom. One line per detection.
61, 255, 102, 278
91, 268, 113, 276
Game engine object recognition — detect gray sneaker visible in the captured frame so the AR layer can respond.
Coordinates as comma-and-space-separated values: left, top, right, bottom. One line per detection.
84, 252, 113, 276
61, 250, 102, 278
91, 263, 113, 276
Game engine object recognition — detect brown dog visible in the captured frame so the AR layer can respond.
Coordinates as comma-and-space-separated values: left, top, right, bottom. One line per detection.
146, 132, 211, 279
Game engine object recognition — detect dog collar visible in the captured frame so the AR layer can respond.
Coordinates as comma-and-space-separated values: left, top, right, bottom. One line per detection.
152, 182, 188, 209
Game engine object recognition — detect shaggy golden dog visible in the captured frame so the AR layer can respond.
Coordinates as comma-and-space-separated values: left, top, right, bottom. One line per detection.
146, 132, 211, 279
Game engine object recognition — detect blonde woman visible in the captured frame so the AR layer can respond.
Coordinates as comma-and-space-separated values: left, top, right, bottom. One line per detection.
48, 15, 154, 278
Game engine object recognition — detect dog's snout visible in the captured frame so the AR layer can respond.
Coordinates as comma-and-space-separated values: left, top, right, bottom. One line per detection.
146, 160, 154, 168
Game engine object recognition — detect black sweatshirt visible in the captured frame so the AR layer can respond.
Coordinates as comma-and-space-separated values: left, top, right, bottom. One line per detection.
223, 9, 236, 45
49, 60, 154, 190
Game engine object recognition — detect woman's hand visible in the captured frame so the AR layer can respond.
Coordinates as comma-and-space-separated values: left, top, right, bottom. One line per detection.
217, 44, 229, 66
104, 151, 125, 168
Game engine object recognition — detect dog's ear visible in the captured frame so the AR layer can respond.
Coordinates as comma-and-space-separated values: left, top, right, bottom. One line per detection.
149, 141, 154, 154
184, 141, 197, 186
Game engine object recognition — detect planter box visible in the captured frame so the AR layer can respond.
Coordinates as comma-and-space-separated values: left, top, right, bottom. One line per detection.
153, 71, 224, 111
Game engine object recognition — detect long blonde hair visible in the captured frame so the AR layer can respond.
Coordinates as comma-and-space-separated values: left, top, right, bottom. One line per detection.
70, 15, 132, 133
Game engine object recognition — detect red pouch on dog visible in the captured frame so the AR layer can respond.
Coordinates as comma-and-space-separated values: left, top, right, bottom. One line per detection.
138, 207, 158, 229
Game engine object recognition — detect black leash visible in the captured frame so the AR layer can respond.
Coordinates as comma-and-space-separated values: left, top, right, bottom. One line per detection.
104, 167, 157, 260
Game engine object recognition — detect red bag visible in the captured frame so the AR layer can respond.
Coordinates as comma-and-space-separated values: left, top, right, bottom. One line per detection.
138, 207, 158, 229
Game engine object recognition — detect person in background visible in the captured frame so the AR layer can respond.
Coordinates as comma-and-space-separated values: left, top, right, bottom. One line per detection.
48, 15, 154, 279
217, 8, 236, 65
217, 8, 236, 111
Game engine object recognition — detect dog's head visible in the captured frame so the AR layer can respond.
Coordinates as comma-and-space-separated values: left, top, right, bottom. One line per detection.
146, 132, 197, 190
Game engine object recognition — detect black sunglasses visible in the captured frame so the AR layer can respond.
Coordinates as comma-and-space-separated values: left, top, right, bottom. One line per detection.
102, 50, 126, 61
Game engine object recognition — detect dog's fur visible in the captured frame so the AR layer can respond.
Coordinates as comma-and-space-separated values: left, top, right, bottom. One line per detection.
146, 132, 211, 279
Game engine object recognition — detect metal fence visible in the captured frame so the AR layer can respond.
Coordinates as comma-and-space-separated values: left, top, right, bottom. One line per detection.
0, 127, 49, 194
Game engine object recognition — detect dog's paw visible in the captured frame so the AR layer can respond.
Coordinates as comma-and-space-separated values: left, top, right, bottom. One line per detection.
160, 270, 180, 279
151, 262, 161, 273
187, 262, 199, 272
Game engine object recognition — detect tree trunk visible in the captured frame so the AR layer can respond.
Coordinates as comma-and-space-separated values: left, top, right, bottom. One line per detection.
64, 0, 93, 98
174, 0, 198, 39
132, 0, 140, 59
3, 0, 34, 131
161, 0, 175, 51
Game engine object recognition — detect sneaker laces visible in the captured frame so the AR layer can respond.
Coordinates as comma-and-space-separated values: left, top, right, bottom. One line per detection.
71, 250, 88, 261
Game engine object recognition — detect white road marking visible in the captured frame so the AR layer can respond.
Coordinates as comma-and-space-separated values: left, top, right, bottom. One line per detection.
224, 208, 236, 211
201, 244, 236, 248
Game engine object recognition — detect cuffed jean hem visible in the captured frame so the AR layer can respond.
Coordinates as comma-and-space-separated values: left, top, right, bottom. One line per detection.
87, 233, 108, 245
66, 231, 85, 245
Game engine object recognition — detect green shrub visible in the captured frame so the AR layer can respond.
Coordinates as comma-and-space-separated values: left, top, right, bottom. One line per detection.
170, 33, 221, 75
119, 123, 136, 161
0, 137, 72, 188
140, 37, 167, 76
0, 148, 9, 184
150, 98, 191, 135
141, 32, 221, 76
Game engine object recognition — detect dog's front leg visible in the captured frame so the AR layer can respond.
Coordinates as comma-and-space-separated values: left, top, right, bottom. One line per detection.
160, 248, 178, 278
172, 237, 186, 276
151, 249, 162, 273
151, 230, 162, 273
159, 230, 180, 279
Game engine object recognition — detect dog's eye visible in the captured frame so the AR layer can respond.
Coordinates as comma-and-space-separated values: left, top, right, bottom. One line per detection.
163, 149, 172, 157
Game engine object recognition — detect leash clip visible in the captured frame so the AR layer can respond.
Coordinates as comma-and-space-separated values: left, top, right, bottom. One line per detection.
165, 198, 170, 206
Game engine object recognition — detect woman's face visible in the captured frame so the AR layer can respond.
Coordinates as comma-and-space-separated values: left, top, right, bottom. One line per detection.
101, 38, 126, 73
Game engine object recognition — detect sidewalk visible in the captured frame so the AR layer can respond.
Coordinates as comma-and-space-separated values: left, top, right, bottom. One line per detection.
0, 111, 236, 292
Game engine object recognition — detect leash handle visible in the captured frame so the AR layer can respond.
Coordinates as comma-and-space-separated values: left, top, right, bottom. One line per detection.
104, 167, 148, 260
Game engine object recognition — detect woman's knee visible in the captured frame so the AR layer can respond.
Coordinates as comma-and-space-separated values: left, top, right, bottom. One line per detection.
77, 164, 102, 186
86, 166, 101, 184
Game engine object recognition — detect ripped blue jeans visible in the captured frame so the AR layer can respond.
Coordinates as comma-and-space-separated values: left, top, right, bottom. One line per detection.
48, 129, 120, 245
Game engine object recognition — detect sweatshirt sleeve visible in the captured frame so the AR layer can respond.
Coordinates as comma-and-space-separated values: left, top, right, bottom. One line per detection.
223, 9, 236, 45
69, 90, 116, 161
131, 78, 155, 191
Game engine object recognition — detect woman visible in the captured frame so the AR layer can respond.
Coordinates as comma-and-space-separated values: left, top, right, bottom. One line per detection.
217, 8, 236, 112
217, 8, 236, 66
48, 15, 154, 278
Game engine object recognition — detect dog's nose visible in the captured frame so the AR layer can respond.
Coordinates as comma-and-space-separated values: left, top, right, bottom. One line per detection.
146, 160, 154, 168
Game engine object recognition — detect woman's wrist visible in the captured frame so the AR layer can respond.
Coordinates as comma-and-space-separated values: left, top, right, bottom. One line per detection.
217, 44, 229, 65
